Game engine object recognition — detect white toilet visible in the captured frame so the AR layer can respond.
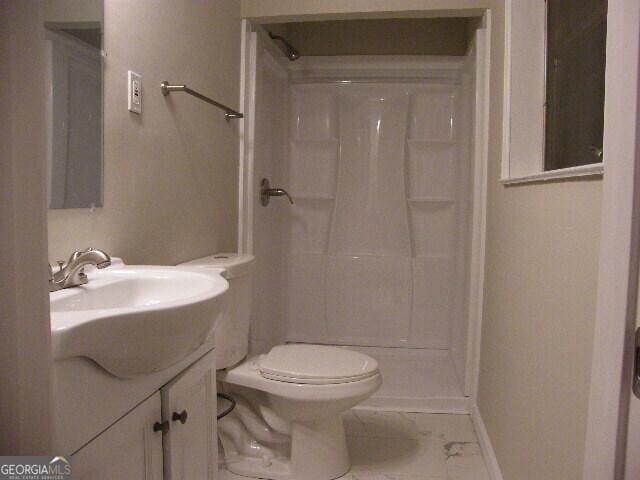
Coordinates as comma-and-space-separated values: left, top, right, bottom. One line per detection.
180, 254, 382, 480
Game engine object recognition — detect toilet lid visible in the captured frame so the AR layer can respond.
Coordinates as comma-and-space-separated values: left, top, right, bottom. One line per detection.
259, 344, 379, 385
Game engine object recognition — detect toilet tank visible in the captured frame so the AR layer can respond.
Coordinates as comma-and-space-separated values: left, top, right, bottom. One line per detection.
179, 253, 255, 369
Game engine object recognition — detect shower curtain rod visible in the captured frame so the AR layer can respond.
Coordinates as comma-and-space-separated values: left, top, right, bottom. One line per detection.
160, 81, 244, 120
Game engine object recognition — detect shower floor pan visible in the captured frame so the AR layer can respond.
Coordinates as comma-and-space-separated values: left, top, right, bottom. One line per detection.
346, 346, 470, 414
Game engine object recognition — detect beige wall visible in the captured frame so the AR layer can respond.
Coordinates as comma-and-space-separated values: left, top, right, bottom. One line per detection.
43, 0, 103, 24
479, 4, 602, 480
243, 2, 603, 479
277, 18, 469, 56
479, 178, 602, 480
47, 0, 242, 265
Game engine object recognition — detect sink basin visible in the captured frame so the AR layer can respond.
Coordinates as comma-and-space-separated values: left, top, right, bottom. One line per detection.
50, 265, 228, 378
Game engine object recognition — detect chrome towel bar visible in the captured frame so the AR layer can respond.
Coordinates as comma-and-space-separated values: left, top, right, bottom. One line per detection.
160, 81, 243, 120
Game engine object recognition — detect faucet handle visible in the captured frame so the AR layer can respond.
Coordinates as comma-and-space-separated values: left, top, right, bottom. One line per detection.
67, 250, 82, 265
260, 178, 295, 206
48, 261, 66, 277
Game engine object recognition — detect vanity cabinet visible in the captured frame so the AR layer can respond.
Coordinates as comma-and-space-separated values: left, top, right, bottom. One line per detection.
69, 350, 217, 480
71, 393, 164, 479
161, 349, 217, 479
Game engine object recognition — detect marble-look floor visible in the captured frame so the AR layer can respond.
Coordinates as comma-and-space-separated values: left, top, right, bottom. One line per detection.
220, 410, 491, 480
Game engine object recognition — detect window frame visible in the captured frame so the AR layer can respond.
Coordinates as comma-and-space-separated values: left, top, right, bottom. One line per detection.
501, 0, 604, 184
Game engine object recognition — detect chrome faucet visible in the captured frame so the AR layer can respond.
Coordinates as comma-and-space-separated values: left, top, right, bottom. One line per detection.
49, 248, 111, 292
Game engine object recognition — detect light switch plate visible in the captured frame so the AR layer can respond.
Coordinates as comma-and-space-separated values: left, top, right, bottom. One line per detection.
128, 71, 142, 114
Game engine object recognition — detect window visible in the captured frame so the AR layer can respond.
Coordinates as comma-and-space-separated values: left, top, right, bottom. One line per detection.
544, 0, 607, 171
502, 0, 606, 183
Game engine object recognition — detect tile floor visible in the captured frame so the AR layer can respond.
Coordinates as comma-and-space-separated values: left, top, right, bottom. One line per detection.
220, 410, 491, 480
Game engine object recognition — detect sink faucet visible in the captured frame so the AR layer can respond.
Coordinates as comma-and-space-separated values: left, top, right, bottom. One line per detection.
49, 248, 111, 292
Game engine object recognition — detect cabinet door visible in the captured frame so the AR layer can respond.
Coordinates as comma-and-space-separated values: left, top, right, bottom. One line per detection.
161, 350, 217, 480
71, 392, 163, 480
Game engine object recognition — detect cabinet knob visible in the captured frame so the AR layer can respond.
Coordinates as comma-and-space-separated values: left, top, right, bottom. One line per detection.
153, 420, 170, 434
172, 410, 188, 424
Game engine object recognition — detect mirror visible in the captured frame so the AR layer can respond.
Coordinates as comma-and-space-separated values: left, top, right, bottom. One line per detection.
45, 0, 104, 209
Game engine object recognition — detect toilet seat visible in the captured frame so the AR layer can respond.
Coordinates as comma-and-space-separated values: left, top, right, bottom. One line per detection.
258, 344, 379, 385
219, 355, 381, 402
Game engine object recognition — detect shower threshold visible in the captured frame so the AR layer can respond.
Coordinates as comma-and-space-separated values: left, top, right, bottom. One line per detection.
346, 346, 471, 414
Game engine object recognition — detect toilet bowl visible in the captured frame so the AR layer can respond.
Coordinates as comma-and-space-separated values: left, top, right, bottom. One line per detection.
220, 345, 381, 480
179, 254, 382, 480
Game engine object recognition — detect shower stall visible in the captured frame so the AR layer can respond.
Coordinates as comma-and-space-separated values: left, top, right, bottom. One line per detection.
239, 22, 489, 412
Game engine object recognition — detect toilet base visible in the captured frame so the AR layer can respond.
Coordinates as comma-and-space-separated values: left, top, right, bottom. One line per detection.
289, 417, 350, 480
220, 398, 350, 480
224, 455, 292, 480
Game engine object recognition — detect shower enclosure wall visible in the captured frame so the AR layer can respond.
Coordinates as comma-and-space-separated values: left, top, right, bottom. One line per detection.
241, 25, 488, 412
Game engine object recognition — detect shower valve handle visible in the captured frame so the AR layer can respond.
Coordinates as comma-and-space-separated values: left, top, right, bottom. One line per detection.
260, 178, 294, 206
267, 188, 294, 204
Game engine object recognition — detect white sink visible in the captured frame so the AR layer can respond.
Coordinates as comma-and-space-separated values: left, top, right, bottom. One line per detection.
50, 265, 228, 378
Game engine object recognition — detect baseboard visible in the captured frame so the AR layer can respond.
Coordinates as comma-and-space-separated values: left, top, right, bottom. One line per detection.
471, 405, 504, 480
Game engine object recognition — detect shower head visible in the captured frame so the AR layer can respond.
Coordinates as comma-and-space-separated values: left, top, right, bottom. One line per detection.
268, 32, 300, 61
